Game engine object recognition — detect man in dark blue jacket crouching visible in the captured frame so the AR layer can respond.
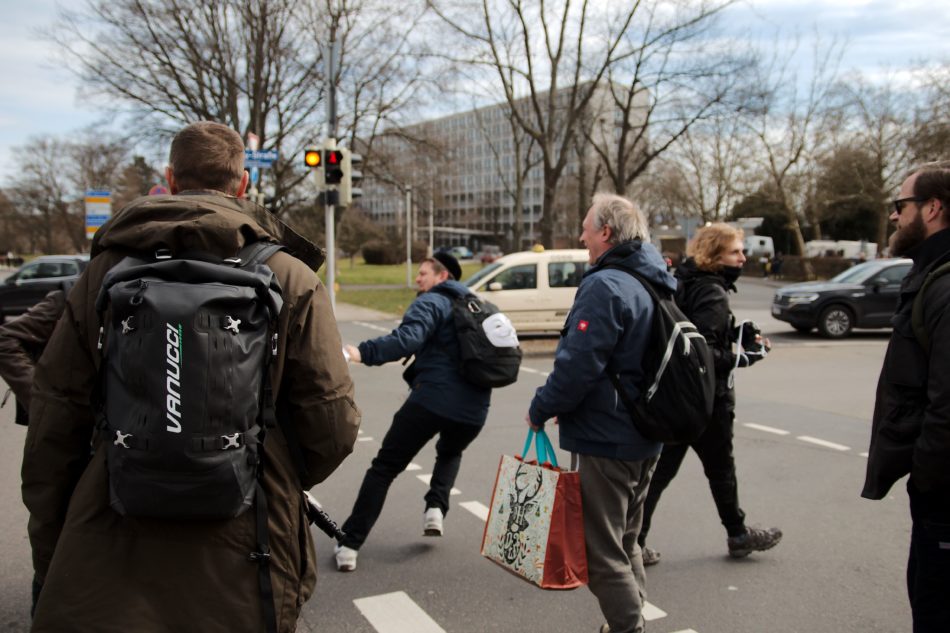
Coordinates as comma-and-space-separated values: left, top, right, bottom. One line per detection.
337, 252, 489, 571
528, 193, 674, 633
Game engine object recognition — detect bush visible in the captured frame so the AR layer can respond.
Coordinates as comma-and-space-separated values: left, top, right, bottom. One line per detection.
361, 239, 402, 265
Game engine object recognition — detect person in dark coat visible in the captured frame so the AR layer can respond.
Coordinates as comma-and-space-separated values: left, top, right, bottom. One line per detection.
0, 283, 71, 426
336, 252, 491, 571
637, 223, 781, 567
528, 193, 671, 633
21, 121, 360, 633
862, 161, 950, 633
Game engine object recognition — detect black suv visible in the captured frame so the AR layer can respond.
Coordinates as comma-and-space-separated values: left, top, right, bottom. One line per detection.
771, 258, 913, 338
0, 255, 89, 321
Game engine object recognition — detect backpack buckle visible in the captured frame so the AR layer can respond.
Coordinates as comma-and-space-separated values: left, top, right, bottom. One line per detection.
221, 433, 242, 449
114, 430, 133, 449
467, 299, 482, 313
154, 249, 172, 260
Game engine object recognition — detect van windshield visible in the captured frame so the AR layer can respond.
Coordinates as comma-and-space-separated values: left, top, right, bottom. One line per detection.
464, 262, 504, 287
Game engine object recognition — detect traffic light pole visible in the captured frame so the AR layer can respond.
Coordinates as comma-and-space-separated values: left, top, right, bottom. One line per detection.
325, 28, 341, 313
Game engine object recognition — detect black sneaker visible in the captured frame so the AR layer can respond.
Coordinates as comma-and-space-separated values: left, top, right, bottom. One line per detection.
642, 546, 661, 566
727, 526, 782, 558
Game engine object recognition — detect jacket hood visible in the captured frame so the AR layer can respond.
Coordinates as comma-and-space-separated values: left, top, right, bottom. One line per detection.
91, 192, 325, 271
675, 257, 734, 292
430, 279, 471, 299
589, 240, 677, 294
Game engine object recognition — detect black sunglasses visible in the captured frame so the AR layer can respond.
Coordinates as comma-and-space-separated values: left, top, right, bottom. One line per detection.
892, 196, 925, 215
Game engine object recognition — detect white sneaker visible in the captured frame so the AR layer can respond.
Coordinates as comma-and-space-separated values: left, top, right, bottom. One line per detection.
423, 507, 444, 536
334, 544, 358, 572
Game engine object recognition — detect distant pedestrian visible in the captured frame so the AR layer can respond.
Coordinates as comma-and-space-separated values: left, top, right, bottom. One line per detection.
21, 121, 359, 632
527, 193, 671, 633
771, 252, 784, 279
336, 252, 491, 571
638, 223, 781, 567
863, 160, 950, 633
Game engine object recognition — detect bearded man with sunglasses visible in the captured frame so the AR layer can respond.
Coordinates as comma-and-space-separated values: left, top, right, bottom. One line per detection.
863, 160, 950, 633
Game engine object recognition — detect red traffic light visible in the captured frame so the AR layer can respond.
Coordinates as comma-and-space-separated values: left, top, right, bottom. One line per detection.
325, 150, 344, 184
325, 150, 342, 165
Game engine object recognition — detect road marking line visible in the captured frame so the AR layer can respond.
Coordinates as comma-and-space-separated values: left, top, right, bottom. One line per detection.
416, 474, 460, 495
642, 601, 667, 621
354, 321, 392, 333
519, 366, 550, 377
353, 591, 446, 633
797, 436, 850, 451
859, 452, 869, 458
460, 501, 489, 521
405, 463, 422, 471
670, 630, 699, 633
357, 437, 374, 442
744, 423, 790, 435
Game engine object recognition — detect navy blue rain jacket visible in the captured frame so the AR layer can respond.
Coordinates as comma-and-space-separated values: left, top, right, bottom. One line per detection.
528, 240, 674, 461
358, 280, 491, 425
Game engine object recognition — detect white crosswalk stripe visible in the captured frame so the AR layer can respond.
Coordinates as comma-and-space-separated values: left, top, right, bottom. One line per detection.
642, 601, 667, 621
459, 500, 489, 521
743, 422, 790, 435
353, 591, 446, 633
798, 435, 850, 451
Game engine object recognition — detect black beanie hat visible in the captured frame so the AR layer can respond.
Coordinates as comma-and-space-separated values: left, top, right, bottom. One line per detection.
432, 252, 463, 281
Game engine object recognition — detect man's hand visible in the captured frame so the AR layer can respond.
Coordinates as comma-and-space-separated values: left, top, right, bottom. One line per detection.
525, 413, 557, 430
343, 344, 361, 363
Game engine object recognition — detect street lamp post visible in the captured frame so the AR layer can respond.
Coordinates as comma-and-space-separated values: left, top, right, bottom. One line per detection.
405, 186, 413, 288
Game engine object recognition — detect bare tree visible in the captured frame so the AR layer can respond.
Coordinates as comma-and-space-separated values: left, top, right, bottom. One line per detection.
837, 74, 916, 253
587, 0, 753, 199
910, 59, 950, 163
743, 36, 847, 264
428, 0, 654, 246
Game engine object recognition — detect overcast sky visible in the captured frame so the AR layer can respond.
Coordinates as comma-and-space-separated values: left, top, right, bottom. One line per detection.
0, 0, 946, 182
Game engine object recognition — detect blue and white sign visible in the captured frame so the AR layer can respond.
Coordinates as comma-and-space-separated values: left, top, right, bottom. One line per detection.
244, 149, 278, 168
85, 190, 111, 239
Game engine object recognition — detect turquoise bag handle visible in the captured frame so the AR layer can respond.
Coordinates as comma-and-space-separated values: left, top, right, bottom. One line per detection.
521, 428, 559, 468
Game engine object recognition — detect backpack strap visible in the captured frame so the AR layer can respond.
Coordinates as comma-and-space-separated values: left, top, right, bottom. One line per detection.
236, 241, 285, 268
912, 259, 950, 353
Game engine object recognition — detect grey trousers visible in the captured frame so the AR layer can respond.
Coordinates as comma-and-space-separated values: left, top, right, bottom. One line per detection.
578, 453, 660, 633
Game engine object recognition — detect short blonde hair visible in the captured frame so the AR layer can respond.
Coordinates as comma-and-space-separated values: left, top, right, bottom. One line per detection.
589, 193, 651, 244
688, 223, 744, 271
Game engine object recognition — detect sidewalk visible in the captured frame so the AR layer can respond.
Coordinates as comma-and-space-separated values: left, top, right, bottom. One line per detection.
333, 302, 398, 322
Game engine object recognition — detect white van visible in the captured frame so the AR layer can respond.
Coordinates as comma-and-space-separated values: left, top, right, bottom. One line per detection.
463, 249, 590, 334
743, 235, 775, 259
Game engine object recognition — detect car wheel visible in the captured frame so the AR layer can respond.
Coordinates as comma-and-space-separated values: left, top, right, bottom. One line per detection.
792, 325, 812, 334
818, 305, 853, 338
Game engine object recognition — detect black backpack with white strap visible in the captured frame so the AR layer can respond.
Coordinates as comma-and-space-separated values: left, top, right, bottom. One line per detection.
606, 267, 716, 443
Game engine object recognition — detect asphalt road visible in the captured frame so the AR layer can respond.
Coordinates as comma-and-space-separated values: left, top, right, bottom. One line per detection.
0, 276, 910, 633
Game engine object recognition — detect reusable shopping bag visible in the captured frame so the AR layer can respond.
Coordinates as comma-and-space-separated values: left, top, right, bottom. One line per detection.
480, 428, 588, 589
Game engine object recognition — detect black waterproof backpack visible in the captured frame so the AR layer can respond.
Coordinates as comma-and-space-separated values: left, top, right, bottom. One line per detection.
94, 242, 284, 519
432, 286, 522, 388
607, 268, 715, 443
912, 259, 950, 354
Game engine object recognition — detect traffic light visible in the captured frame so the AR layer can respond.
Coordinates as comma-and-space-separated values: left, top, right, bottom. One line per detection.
340, 150, 363, 207
304, 146, 325, 190
324, 149, 344, 185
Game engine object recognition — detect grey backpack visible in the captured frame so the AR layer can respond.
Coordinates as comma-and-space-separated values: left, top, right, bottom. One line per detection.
94, 242, 283, 519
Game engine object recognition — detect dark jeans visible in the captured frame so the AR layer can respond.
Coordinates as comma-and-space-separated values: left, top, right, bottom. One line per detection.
339, 400, 482, 550
638, 401, 746, 544
908, 483, 950, 633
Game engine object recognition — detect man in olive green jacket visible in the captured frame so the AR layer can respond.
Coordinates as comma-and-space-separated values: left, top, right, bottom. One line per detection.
21, 121, 360, 633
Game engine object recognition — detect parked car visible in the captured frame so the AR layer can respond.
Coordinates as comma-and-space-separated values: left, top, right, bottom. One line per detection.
465, 249, 589, 334
478, 245, 503, 264
0, 255, 90, 321
770, 258, 913, 338
449, 246, 474, 260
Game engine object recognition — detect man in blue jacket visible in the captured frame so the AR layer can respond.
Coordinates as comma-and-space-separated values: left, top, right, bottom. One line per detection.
528, 193, 673, 633
337, 252, 489, 571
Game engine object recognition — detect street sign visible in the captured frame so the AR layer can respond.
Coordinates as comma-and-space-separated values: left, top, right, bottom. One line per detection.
244, 148, 278, 168
85, 190, 111, 240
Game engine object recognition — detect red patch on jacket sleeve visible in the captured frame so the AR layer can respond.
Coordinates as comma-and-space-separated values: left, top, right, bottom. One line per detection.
577, 320, 589, 332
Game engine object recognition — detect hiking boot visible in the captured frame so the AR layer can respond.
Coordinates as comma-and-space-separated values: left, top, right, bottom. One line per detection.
727, 526, 782, 558
334, 544, 358, 572
423, 507, 444, 536
642, 545, 661, 567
